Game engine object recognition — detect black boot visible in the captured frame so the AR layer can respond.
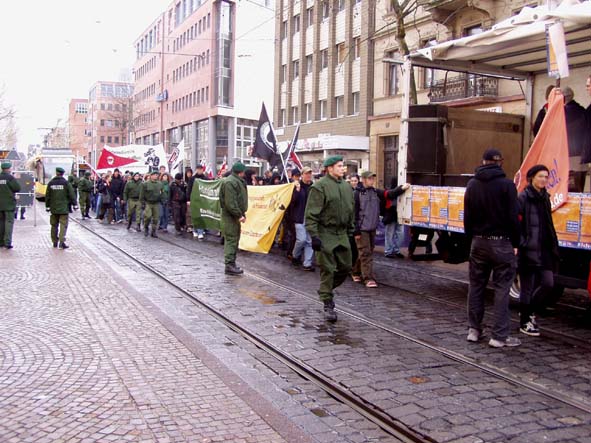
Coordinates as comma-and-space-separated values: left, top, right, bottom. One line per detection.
135, 224, 141, 232
151, 229, 158, 238
323, 300, 337, 322
127, 219, 132, 230
225, 263, 244, 275
144, 225, 149, 237
58, 242, 69, 249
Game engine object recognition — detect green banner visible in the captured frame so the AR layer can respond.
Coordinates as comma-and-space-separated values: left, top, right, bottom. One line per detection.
190, 179, 222, 230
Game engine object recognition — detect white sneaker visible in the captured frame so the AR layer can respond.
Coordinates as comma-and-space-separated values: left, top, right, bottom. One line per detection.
193, 232, 199, 238
197, 233, 204, 240
489, 337, 521, 348
466, 328, 481, 342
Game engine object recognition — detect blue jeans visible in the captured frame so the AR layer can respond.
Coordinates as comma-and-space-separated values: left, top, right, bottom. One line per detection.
293, 223, 314, 267
113, 198, 122, 221
384, 222, 404, 255
159, 203, 169, 229
95, 194, 102, 217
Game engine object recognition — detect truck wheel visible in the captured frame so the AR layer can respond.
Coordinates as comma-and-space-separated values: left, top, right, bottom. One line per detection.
510, 276, 521, 301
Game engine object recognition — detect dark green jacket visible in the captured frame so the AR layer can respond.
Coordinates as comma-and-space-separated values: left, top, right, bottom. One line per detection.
78, 177, 93, 193
305, 174, 355, 239
161, 180, 170, 201
46, 176, 77, 215
68, 175, 80, 190
124, 179, 142, 200
219, 173, 248, 219
0, 172, 21, 212
140, 180, 163, 204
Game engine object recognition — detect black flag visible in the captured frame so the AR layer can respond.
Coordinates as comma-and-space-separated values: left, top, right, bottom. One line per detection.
253, 103, 282, 168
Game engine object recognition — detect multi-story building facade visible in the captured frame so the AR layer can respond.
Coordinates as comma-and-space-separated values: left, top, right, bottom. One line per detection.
87, 81, 134, 167
273, 0, 373, 174
132, 0, 275, 172
67, 99, 89, 161
370, 0, 538, 187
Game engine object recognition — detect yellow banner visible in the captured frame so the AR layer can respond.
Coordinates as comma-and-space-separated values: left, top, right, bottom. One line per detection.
239, 183, 294, 254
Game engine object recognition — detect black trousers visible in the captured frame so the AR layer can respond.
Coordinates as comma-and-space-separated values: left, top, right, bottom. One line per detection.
171, 202, 186, 231
519, 266, 554, 325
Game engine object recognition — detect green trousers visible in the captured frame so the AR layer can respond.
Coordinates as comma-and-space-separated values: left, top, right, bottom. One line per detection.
50, 214, 69, 244
127, 199, 141, 224
221, 213, 241, 265
144, 202, 160, 230
79, 191, 91, 215
0, 210, 15, 247
317, 243, 353, 302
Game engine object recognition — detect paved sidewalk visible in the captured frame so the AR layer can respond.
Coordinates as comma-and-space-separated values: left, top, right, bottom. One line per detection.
0, 216, 300, 443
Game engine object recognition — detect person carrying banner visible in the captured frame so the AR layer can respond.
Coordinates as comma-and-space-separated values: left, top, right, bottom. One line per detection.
464, 149, 521, 348
46, 167, 77, 249
78, 171, 93, 219
170, 173, 188, 235
0, 162, 21, 249
289, 167, 314, 271
219, 162, 248, 275
305, 156, 355, 322
188, 164, 208, 239
141, 171, 164, 238
517, 165, 560, 337
123, 172, 143, 232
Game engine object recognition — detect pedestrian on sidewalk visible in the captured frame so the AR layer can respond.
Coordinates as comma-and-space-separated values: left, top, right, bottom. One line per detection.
45, 167, 77, 249
383, 178, 410, 259
141, 171, 164, 238
170, 173, 188, 235
219, 162, 248, 275
517, 165, 560, 337
464, 148, 521, 348
289, 167, 314, 271
78, 171, 93, 219
0, 161, 21, 249
123, 172, 142, 231
305, 156, 355, 322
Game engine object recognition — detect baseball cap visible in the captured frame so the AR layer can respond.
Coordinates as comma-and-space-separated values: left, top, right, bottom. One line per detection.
361, 171, 377, 179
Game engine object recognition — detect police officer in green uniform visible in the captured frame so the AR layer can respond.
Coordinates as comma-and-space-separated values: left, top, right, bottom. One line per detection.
123, 172, 143, 232
219, 162, 248, 275
140, 170, 163, 238
78, 171, 93, 219
0, 161, 21, 249
46, 167, 77, 249
304, 156, 355, 322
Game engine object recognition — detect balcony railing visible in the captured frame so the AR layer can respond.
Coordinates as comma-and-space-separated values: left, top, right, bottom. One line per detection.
429, 75, 499, 103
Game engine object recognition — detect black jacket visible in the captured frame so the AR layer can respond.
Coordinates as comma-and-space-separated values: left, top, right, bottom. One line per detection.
110, 175, 125, 198
169, 181, 188, 204
532, 105, 547, 137
382, 185, 407, 225
464, 164, 520, 248
582, 104, 591, 164
187, 173, 208, 199
288, 182, 311, 224
518, 185, 559, 270
565, 100, 587, 157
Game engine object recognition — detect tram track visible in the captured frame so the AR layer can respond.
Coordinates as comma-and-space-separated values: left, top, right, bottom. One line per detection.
73, 219, 591, 421
71, 218, 433, 443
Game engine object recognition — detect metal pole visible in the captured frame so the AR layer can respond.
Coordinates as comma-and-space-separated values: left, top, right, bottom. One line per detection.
33, 194, 37, 228
396, 58, 413, 224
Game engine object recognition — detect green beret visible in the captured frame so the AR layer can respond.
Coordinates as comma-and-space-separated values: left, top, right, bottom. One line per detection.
84, 171, 91, 177
323, 155, 344, 168
1, 162, 11, 169
56, 167, 65, 174
150, 170, 159, 176
232, 162, 246, 173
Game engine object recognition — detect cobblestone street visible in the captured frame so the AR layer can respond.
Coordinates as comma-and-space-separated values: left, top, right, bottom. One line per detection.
1, 210, 591, 443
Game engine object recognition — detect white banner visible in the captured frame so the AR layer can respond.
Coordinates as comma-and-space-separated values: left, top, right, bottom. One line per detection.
169, 139, 185, 177
96, 144, 167, 174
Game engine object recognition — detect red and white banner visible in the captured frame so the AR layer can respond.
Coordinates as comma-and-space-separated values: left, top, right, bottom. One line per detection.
514, 88, 569, 211
96, 144, 167, 175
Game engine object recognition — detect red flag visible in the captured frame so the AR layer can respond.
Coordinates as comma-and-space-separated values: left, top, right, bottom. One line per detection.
97, 148, 137, 170
286, 124, 303, 169
514, 88, 569, 211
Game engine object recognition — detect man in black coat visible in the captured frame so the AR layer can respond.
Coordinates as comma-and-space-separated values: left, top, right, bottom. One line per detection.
464, 148, 521, 348
110, 169, 125, 223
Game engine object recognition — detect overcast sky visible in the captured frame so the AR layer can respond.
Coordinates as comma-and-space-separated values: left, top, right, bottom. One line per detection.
0, 0, 166, 150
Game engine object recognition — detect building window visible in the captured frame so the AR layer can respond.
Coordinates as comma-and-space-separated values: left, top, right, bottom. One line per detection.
75, 103, 88, 114
337, 43, 346, 64
319, 100, 327, 120
100, 136, 105, 143
100, 119, 105, 127
107, 136, 112, 143
463, 24, 483, 37
306, 55, 313, 75
305, 103, 312, 122
307, 7, 314, 27
292, 60, 299, 79
321, 49, 328, 69
335, 95, 344, 117
387, 52, 399, 95
338, 0, 346, 12
100, 103, 105, 111
322, 1, 330, 20
293, 15, 300, 34
352, 92, 360, 114
291, 106, 298, 124
281, 20, 287, 40
281, 64, 287, 83
280, 109, 286, 127
114, 136, 119, 144
354, 37, 360, 59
